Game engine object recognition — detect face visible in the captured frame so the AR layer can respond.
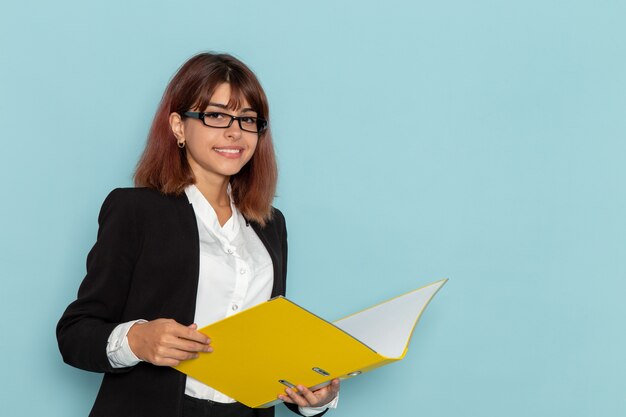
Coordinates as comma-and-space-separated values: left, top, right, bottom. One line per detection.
170, 83, 259, 185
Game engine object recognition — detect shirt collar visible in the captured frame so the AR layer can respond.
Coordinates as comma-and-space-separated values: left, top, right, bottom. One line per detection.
184, 184, 240, 242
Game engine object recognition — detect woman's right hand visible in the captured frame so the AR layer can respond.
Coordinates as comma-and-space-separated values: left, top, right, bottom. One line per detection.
127, 319, 212, 366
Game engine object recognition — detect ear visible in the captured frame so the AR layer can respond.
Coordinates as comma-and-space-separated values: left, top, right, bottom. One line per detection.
169, 112, 185, 141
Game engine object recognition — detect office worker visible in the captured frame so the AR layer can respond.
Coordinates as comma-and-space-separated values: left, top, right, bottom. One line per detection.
57, 52, 340, 417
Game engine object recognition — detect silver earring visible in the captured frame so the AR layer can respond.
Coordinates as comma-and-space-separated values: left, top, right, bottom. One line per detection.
177, 141, 185, 149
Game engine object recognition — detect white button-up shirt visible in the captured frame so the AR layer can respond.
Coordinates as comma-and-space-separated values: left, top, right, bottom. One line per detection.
183, 184, 274, 402
106, 185, 336, 414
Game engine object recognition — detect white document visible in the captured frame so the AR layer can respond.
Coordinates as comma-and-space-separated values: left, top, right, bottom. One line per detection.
333, 279, 447, 358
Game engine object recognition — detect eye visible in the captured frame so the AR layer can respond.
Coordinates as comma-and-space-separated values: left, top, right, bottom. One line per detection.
240, 116, 257, 125
205, 112, 225, 119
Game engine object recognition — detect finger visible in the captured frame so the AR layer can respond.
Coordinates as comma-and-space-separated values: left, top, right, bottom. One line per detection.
284, 388, 308, 407
152, 357, 184, 367
296, 385, 321, 406
160, 323, 211, 346
176, 326, 211, 345
182, 340, 213, 353
155, 346, 200, 362
163, 336, 213, 353
328, 379, 341, 394
278, 394, 295, 404
168, 349, 200, 361
153, 349, 203, 366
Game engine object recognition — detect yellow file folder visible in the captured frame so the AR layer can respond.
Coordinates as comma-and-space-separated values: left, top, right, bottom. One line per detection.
174, 279, 447, 408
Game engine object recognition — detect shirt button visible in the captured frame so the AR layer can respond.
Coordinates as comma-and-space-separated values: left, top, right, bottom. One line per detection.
226, 248, 233, 254
232, 304, 239, 311
240, 268, 246, 274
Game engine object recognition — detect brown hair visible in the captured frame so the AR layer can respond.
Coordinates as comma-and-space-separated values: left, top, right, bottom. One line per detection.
134, 52, 277, 225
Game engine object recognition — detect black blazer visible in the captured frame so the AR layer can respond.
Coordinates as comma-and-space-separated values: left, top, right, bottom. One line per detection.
57, 188, 314, 417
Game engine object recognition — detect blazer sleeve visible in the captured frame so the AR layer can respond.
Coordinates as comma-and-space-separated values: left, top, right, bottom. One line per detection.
56, 188, 142, 373
285, 403, 329, 417
281, 209, 288, 293
275, 207, 288, 296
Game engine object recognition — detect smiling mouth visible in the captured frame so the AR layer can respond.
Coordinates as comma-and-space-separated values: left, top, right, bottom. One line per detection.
213, 147, 244, 161
214, 147, 242, 153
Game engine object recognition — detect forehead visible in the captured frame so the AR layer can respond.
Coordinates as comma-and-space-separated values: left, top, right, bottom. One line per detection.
202, 82, 252, 111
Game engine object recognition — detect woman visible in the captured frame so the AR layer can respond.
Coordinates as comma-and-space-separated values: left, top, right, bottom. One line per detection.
57, 52, 339, 417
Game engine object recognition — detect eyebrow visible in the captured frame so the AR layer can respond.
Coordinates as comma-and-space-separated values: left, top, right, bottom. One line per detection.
207, 102, 256, 113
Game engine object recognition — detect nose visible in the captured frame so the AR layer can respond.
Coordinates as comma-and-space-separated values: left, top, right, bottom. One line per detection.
224, 118, 243, 140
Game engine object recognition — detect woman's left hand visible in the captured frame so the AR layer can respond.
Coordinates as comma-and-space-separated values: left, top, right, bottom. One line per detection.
279, 378, 340, 408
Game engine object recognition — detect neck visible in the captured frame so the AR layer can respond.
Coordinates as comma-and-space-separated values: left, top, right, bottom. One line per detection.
194, 174, 231, 209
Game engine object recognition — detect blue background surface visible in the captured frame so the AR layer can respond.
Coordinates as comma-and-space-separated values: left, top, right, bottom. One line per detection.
1, 1, 624, 415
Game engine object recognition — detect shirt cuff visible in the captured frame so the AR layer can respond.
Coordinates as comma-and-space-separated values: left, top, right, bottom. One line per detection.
298, 394, 339, 416
106, 319, 146, 368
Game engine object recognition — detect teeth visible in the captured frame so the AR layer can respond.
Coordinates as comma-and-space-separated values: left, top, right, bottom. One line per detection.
214, 148, 241, 154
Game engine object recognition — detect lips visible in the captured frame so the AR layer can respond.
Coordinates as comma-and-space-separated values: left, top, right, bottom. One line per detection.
213, 147, 244, 159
